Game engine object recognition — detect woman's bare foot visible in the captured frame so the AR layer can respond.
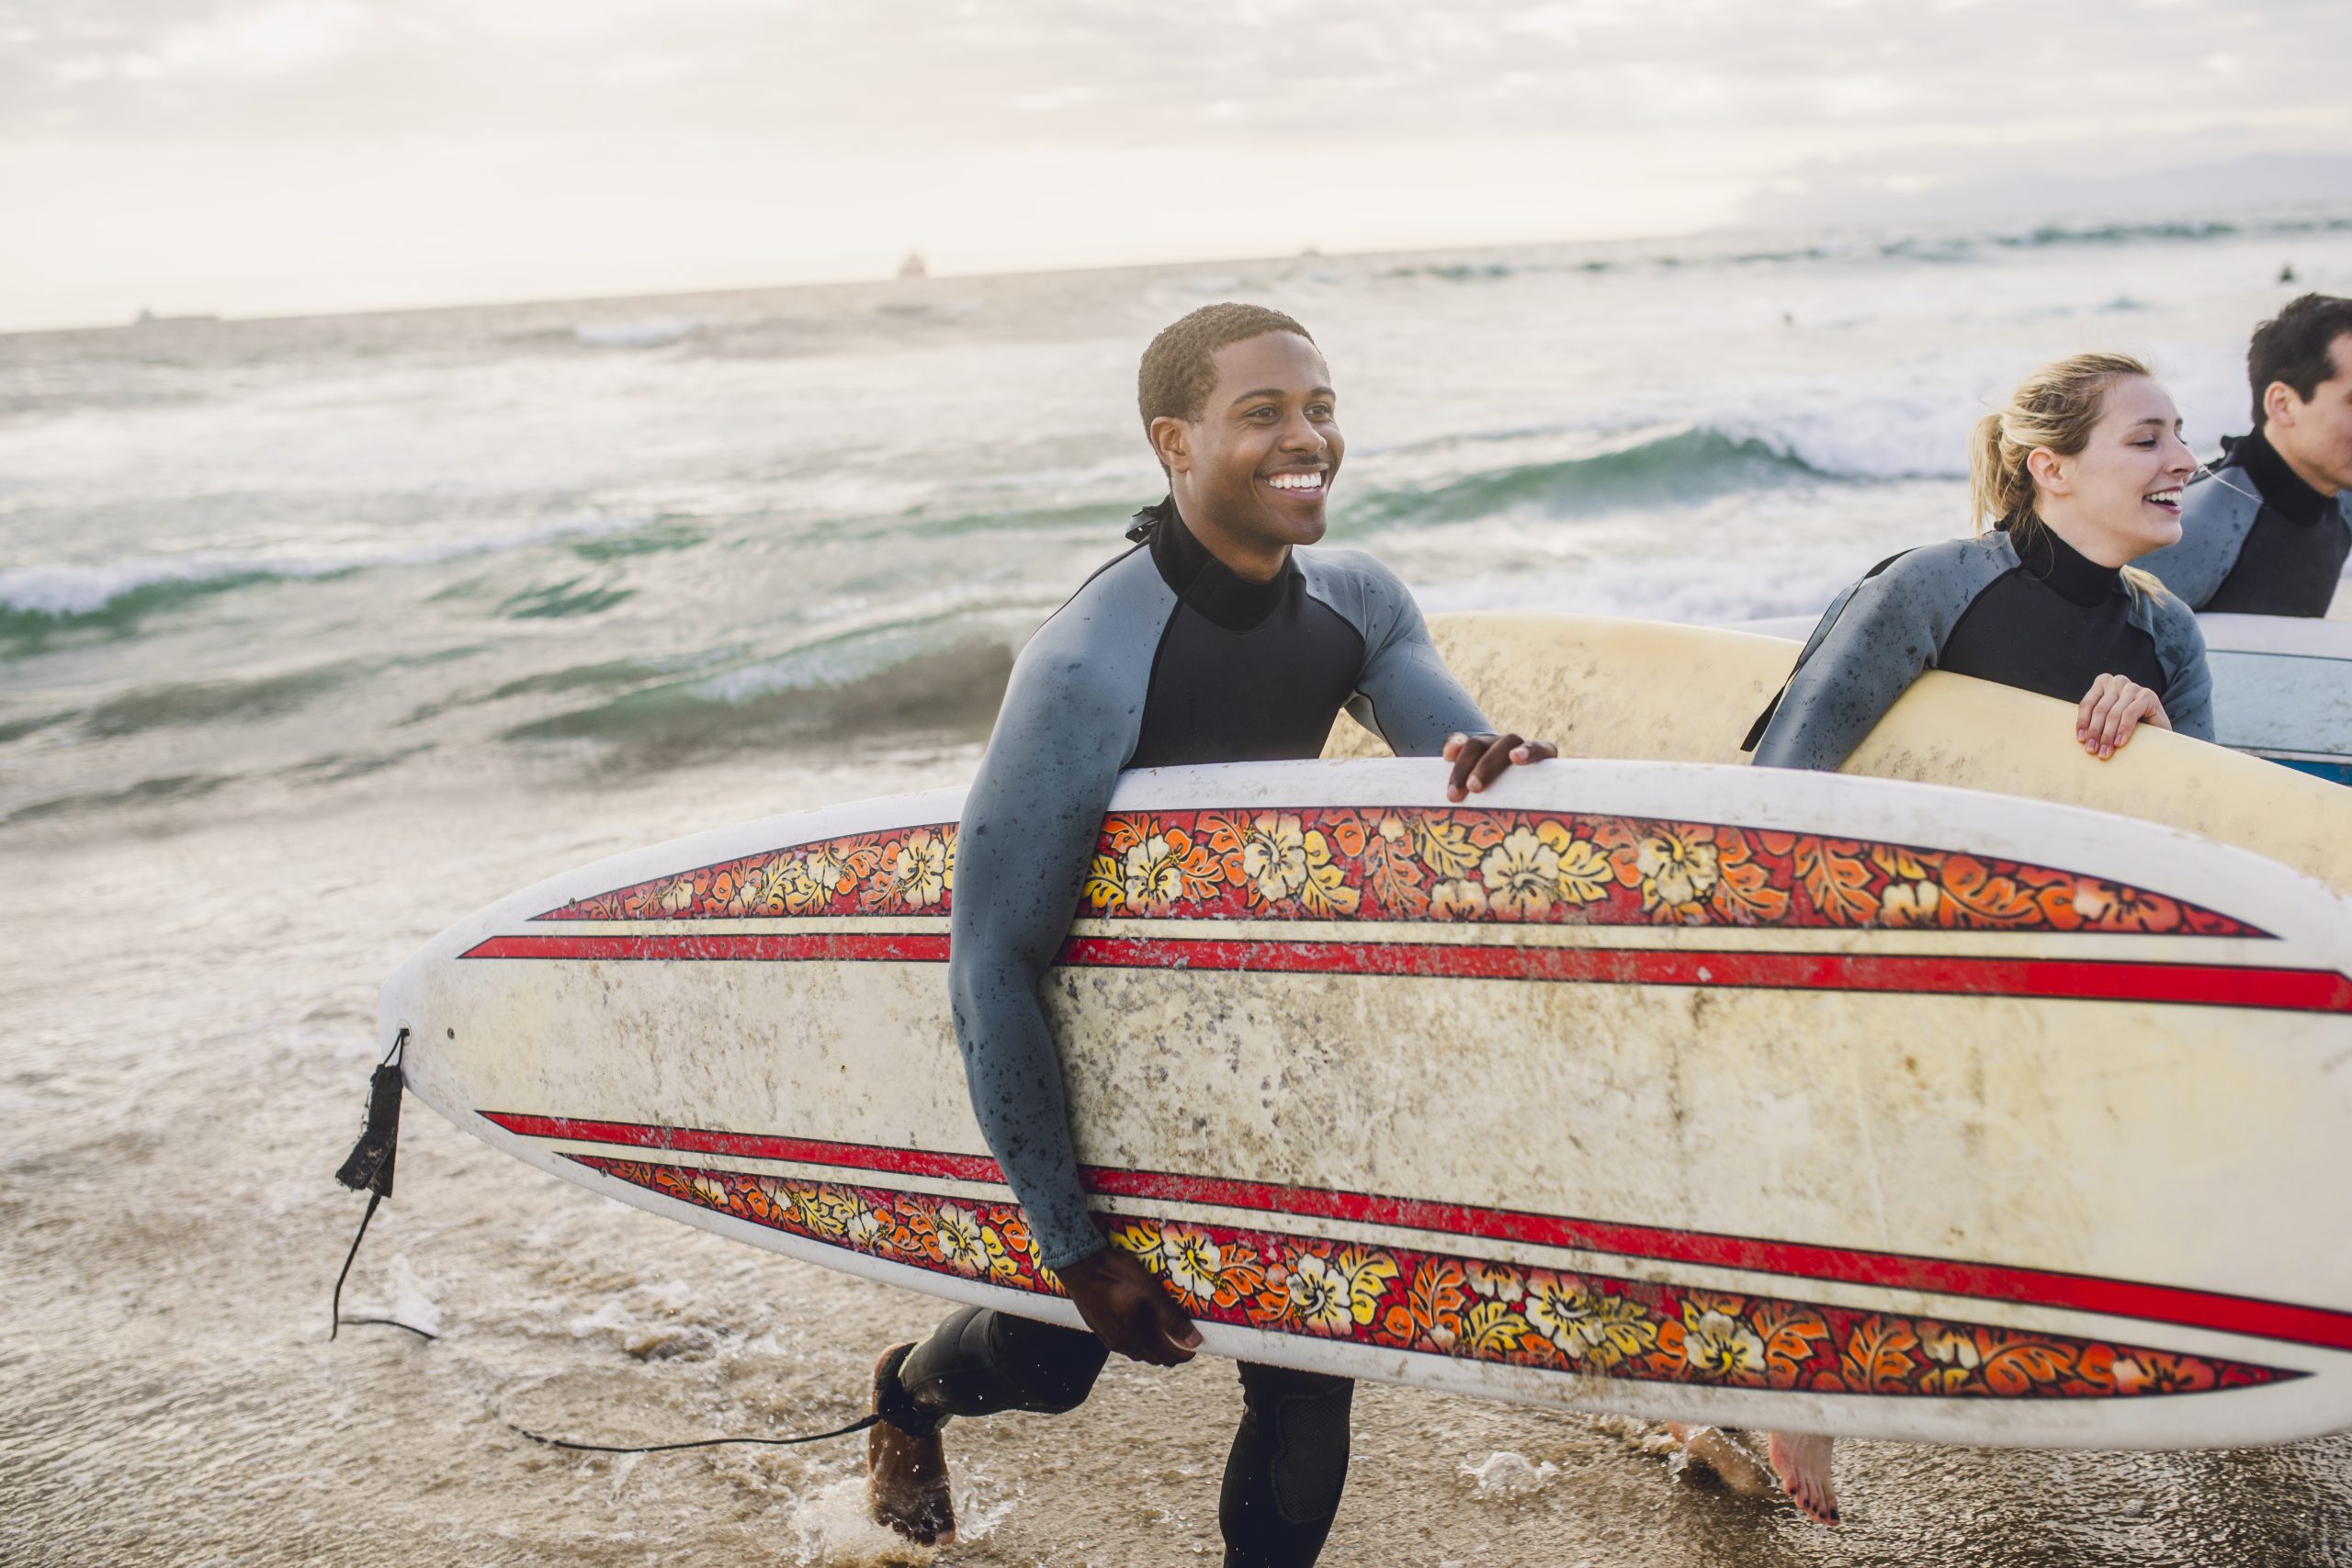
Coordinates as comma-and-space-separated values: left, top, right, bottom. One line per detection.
866, 1345, 956, 1547
1765, 1429, 1839, 1525
1662, 1423, 1778, 1499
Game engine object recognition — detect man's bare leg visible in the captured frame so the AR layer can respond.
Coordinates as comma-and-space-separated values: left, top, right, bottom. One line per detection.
865, 1310, 1110, 1548
867, 1344, 956, 1547
1765, 1429, 1839, 1525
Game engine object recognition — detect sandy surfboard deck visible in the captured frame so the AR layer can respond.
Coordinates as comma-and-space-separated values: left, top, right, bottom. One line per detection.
382, 754, 2352, 1449
1734, 609, 2352, 787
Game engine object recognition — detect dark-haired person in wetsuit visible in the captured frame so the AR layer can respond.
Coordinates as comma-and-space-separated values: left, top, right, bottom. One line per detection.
2139, 293, 2352, 616
1736, 351, 2212, 1525
863, 302, 1555, 1567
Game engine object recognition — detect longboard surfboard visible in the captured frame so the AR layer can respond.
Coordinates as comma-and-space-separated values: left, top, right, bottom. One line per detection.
1735, 610, 2352, 787
1333, 614, 2352, 894
381, 755, 2352, 1448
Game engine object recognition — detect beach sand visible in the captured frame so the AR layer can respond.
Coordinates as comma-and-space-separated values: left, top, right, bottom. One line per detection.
6, 752, 2348, 1568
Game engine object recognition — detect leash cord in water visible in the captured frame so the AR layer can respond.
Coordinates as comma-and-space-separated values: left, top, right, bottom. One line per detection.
504, 1414, 881, 1454
337, 1313, 438, 1341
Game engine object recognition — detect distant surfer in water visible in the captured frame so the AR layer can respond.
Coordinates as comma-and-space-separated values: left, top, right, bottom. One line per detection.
2138, 293, 2352, 616
864, 302, 1555, 1563
1730, 351, 2216, 1523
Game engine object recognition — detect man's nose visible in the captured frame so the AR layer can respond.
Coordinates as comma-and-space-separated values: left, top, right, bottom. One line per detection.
1278, 410, 1325, 451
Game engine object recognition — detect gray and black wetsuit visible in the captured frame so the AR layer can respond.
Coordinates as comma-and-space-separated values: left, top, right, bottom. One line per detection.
1748, 525, 2212, 772
888, 496, 1489, 1568
2137, 427, 2349, 615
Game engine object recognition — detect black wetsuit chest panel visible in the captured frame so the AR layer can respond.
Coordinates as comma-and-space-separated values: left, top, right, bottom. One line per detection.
1128, 582, 1364, 767
2203, 509, 2350, 615
1938, 570, 2163, 702
2205, 433, 2351, 615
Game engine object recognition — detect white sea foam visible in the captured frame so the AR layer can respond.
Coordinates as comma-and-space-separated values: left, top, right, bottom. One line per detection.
1459, 1450, 1560, 1495
0, 511, 646, 618
382, 1254, 444, 1337
574, 316, 700, 348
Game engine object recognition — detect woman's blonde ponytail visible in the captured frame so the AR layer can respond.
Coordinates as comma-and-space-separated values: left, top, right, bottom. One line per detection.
1967, 411, 2026, 536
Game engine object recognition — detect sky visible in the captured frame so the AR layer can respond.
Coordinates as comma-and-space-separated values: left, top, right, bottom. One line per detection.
4, 0, 2350, 331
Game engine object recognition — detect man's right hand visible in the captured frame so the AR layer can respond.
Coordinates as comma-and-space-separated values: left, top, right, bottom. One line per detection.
1055, 1246, 1202, 1366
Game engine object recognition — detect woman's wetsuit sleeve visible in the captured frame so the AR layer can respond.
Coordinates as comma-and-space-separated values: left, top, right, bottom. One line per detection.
1749, 563, 1951, 772
2148, 592, 2215, 742
1307, 552, 1493, 753
947, 597, 1156, 1273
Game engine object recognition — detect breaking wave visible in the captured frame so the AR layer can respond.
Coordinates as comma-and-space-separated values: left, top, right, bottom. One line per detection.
0, 513, 654, 639
503, 634, 1017, 758
1348, 427, 1830, 530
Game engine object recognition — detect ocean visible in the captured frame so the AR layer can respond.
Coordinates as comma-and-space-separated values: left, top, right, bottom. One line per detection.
5, 211, 2350, 1565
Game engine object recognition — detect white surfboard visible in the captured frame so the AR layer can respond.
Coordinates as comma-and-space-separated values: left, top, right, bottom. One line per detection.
381, 756, 2352, 1450
1735, 611, 2352, 785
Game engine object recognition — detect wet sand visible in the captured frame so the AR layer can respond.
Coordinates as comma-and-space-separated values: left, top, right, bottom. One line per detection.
4, 752, 2349, 1567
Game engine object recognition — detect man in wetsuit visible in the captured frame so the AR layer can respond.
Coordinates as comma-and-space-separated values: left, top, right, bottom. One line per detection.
2140, 293, 2352, 615
863, 303, 1555, 1565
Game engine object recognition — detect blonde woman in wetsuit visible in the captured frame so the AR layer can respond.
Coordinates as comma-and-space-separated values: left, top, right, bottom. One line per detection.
1753, 351, 2212, 774
1727, 352, 2214, 1525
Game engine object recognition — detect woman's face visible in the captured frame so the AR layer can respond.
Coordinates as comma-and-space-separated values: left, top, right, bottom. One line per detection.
2032, 375, 2198, 562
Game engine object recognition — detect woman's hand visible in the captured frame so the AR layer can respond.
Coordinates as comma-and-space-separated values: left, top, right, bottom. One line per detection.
2075, 674, 2171, 760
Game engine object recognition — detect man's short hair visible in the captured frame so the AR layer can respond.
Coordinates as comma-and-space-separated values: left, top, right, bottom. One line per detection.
2248, 292, 2352, 427
1137, 303, 1315, 439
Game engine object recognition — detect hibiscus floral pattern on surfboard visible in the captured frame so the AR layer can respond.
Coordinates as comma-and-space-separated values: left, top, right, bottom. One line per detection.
537, 807, 2257, 936
574, 1156, 2295, 1400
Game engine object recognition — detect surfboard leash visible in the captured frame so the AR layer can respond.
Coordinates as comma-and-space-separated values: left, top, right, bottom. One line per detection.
502, 1414, 881, 1456
328, 1028, 436, 1342
328, 1029, 883, 1452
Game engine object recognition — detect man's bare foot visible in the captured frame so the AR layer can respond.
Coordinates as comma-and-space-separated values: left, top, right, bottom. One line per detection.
1662, 1423, 1778, 1499
1765, 1429, 1839, 1525
867, 1345, 956, 1547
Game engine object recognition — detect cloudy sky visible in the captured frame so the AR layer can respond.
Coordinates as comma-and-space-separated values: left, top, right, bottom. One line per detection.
5, 0, 2348, 329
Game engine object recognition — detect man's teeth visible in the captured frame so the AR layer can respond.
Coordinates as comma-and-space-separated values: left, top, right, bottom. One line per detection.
1267, 472, 1324, 491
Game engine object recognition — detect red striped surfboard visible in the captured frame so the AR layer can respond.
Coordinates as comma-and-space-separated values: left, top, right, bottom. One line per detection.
380, 758, 2352, 1447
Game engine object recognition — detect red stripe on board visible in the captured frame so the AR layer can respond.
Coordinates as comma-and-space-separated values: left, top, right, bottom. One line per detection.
480, 1111, 2352, 1354
462, 930, 2352, 1014
465, 931, 953, 964
482, 1112, 1004, 1184
1064, 937, 2352, 1013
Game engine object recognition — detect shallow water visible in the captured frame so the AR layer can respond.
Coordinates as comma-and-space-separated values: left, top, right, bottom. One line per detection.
4, 752, 2349, 1566
6, 211, 2350, 831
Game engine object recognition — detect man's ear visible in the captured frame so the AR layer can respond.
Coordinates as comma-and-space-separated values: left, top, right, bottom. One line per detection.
2263, 378, 2301, 432
1149, 414, 1193, 474
2026, 446, 2070, 496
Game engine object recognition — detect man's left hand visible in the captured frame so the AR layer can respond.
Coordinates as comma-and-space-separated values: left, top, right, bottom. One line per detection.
1442, 732, 1560, 802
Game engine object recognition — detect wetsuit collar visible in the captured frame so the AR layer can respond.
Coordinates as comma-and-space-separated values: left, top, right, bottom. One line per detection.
1134, 494, 1296, 630
2223, 426, 2335, 527
2010, 522, 2122, 607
